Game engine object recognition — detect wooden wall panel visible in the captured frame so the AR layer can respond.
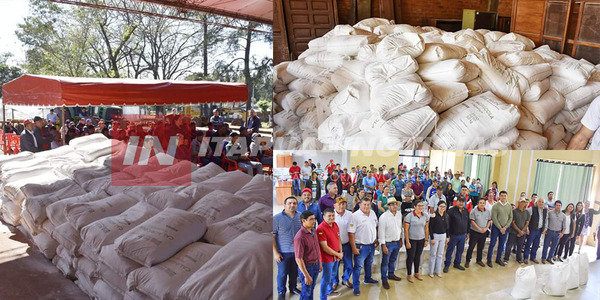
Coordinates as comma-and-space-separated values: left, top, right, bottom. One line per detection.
274, 0, 290, 64
511, 0, 546, 44
282, 0, 338, 59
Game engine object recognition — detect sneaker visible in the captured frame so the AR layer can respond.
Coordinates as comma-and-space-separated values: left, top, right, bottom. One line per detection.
328, 291, 341, 297
364, 278, 378, 285
454, 265, 465, 271
443, 267, 449, 273
487, 261, 493, 268
382, 281, 390, 289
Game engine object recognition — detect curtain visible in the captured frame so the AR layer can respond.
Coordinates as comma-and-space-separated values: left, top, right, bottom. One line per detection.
557, 164, 594, 205
533, 160, 562, 201
475, 155, 492, 194
463, 153, 473, 177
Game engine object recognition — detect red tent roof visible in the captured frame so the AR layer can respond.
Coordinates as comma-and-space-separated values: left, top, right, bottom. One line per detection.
1, 74, 248, 106
139, 0, 272, 24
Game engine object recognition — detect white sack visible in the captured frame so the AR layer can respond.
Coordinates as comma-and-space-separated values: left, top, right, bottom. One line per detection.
304, 51, 350, 69
465, 77, 489, 97
288, 76, 336, 98
370, 73, 432, 120
550, 75, 584, 95
127, 242, 221, 300
47, 190, 110, 227
523, 78, 550, 102
465, 49, 522, 105
551, 56, 595, 85
479, 128, 520, 150
329, 81, 371, 113
416, 43, 467, 63
522, 89, 565, 124
354, 18, 394, 32
431, 91, 520, 149
65, 193, 138, 231
579, 252, 589, 285
200, 170, 253, 194
564, 81, 600, 111
516, 106, 543, 134
567, 255, 580, 290
365, 55, 419, 87
175, 231, 271, 300
376, 32, 425, 59
274, 61, 297, 85
51, 222, 81, 256
497, 51, 545, 67
116, 208, 207, 267
417, 59, 479, 82
286, 59, 325, 79
533, 45, 562, 62
326, 35, 376, 56
510, 266, 536, 299
203, 202, 272, 246
544, 124, 566, 148
187, 190, 249, 225
317, 112, 370, 144
426, 81, 469, 113
498, 33, 535, 50
235, 174, 273, 206
511, 63, 553, 84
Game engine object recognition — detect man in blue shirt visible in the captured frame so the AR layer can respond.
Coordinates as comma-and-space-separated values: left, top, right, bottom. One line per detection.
210, 109, 225, 127
274, 196, 303, 299
423, 173, 433, 198
297, 188, 323, 224
393, 174, 405, 198
362, 171, 377, 192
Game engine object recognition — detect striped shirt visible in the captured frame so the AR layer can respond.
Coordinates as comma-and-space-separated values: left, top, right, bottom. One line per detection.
273, 210, 302, 253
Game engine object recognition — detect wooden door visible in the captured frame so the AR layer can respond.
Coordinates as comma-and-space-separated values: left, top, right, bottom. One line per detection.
274, 0, 291, 64
282, 0, 338, 59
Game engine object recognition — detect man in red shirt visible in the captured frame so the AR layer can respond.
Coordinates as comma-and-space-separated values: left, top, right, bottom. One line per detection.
412, 176, 424, 200
339, 168, 352, 192
294, 210, 322, 300
326, 159, 336, 175
528, 193, 538, 208
317, 207, 343, 299
290, 161, 302, 196
374, 168, 386, 185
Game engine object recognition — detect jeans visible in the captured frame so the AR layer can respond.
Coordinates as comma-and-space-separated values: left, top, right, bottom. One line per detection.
524, 229, 542, 260
292, 178, 301, 196
487, 226, 508, 262
380, 241, 400, 281
238, 161, 262, 176
466, 230, 486, 263
406, 239, 425, 275
277, 252, 298, 295
504, 231, 526, 262
542, 230, 560, 260
320, 261, 335, 300
299, 263, 320, 300
445, 234, 466, 268
352, 243, 374, 294
333, 243, 353, 285
429, 233, 446, 275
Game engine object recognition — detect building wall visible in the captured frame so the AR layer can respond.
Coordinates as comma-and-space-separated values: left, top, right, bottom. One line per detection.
349, 150, 400, 170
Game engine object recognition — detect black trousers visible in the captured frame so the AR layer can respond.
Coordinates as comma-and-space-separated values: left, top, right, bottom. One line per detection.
406, 239, 425, 275
556, 234, 571, 258
466, 230, 486, 263
566, 235, 576, 257
504, 231, 526, 262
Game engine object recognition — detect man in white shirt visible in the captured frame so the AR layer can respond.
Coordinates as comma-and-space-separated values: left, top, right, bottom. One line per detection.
378, 198, 403, 289
333, 197, 353, 289
349, 167, 357, 184
46, 109, 58, 124
568, 95, 600, 150
301, 161, 312, 189
429, 188, 446, 213
348, 197, 378, 296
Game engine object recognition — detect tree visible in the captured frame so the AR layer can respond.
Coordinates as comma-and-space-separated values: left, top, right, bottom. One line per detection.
0, 53, 23, 89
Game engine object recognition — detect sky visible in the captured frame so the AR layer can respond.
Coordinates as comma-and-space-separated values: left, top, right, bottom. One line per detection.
0, 0, 30, 66
0, 0, 272, 70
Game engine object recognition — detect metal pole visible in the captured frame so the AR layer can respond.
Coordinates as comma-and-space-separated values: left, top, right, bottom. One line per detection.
61, 105, 65, 145
2, 104, 6, 155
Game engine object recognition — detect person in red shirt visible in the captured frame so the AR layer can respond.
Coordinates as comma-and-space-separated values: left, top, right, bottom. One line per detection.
528, 193, 538, 208
339, 168, 352, 192
290, 161, 302, 196
317, 207, 343, 299
374, 168, 386, 185
326, 159, 336, 175
453, 186, 472, 212
294, 211, 321, 300
412, 176, 424, 200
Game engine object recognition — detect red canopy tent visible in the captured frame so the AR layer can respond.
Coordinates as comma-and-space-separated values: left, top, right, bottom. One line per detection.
1, 74, 248, 152
2, 74, 247, 106
138, 0, 273, 24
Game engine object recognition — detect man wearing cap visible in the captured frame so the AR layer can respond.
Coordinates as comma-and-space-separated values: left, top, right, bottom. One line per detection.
504, 197, 531, 264
294, 210, 322, 300
326, 159, 336, 175
428, 187, 446, 214
274, 197, 302, 300
332, 196, 353, 290
378, 197, 403, 289
348, 197, 378, 296
316, 208, 342, 299
487, 191, 513, 267
444, 195, 470, 273
319, 182, 339, 213
46, 109, 58, 124
20, 119, 40, 153
209, 109, 224, 127
298, 188, 323, 224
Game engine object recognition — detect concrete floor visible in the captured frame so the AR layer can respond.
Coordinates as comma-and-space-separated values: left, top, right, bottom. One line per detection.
0, 222, 89, 299
273, 199, 600, 300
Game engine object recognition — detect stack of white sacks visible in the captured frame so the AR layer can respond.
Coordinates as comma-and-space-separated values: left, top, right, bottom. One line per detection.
273, 18, 600, 150
0, 134, 272, 300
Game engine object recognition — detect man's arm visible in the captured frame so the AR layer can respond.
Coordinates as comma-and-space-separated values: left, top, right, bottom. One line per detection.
273, 234, 282, 262
295, 257, 311, 284
567, 125, 594, 150
319, 241, 342, 259
348, 232, 359, 255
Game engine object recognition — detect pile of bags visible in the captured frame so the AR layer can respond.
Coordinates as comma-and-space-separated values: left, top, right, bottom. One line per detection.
0, 134, 272, 300
273, 18, 600, 150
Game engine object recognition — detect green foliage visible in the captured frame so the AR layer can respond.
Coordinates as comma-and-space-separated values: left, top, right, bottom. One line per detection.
256, 98, 271, 114
0, 53, 23, 89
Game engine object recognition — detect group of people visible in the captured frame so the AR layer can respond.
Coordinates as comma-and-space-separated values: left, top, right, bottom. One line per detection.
275, 161, 600, 299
